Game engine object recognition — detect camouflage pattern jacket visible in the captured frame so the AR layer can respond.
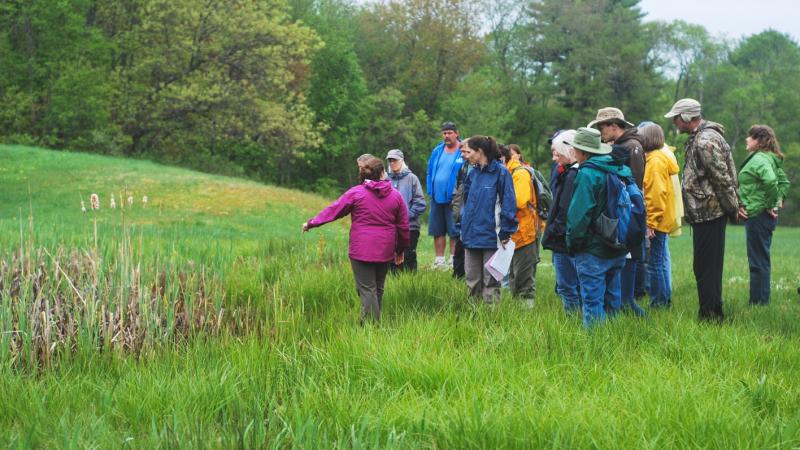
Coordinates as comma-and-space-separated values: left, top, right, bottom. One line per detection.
681, 121, 740, 224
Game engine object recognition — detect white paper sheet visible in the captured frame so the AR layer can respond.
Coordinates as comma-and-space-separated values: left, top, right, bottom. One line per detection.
485, 240, 516, 281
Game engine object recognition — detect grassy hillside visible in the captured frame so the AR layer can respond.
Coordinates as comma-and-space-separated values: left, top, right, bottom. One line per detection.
1, 145, 800, 448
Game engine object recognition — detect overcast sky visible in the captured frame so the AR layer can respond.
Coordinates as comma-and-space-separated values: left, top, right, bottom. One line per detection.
637, 0, 800, 43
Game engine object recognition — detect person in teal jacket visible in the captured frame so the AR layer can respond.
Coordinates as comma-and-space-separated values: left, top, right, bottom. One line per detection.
737, 125, 790, 305
566, 128, 630, 327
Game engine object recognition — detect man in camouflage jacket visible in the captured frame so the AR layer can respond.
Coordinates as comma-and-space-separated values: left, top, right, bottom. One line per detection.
665, 98, 740, 322
681, 122, 740, 224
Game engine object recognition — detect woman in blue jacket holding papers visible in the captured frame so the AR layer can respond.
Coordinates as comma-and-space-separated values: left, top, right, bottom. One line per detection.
459, 135, 518, 304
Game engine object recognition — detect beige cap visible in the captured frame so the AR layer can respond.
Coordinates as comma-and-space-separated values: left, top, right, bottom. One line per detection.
664, 98, 702, 119
587, 107, 634, 129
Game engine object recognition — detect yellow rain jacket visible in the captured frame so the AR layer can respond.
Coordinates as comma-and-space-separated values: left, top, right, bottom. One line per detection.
506, 159, 538, 248
660, 145, 684, 236
644, 149, 679, 233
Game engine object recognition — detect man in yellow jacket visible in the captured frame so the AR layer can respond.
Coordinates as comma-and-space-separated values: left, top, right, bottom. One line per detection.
640, 123, 679, 308
501, 145, 539, 305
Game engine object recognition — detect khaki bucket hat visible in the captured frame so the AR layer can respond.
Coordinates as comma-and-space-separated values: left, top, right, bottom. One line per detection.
587, 107, 634, 129
565, 127, 612, 155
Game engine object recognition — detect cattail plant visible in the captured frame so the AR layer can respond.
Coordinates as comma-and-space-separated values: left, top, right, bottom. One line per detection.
0, 245, 227, 371
90, 194, 100, 210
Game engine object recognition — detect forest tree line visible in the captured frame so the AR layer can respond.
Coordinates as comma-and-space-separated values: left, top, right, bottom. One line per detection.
1, 0, 799, 222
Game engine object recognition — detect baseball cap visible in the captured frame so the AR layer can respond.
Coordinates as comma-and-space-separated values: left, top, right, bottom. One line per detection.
386, 149, 404, 160
664, 98, 702, 119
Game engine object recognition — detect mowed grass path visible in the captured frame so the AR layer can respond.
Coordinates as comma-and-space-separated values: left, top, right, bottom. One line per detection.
1, 145, 800, 448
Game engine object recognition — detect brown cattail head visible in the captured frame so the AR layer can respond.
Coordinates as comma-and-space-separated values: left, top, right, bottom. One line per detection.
90, 194, 100, 210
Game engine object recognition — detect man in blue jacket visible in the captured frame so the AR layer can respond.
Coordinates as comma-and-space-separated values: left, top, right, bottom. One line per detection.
426, 121, 465, 269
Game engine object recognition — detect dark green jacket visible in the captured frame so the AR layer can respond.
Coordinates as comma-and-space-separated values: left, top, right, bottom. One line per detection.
566, 155, 631, 259
738, 150, 790, 216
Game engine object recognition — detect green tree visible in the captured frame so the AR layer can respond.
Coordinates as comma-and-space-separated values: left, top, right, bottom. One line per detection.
439, 67, 515, 143
523, 0, 663, 121
354, 0, 485, 115
94, 0, 323, 182
652, 20, 727, 104
288, 0, 372, 191
704, 31, 800, 151
0, 0, 114, 149
358, 87, 437, 185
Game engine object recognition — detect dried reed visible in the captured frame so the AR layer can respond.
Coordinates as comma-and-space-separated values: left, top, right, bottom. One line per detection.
0, 246, 226, 371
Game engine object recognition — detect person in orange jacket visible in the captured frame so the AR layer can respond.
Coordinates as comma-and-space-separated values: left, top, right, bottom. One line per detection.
500, 144, 539, 305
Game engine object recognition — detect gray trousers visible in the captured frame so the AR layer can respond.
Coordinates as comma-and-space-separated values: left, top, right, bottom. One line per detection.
464, 248, 501, 304
509, 241, 538, 300
350, 259, 390, 323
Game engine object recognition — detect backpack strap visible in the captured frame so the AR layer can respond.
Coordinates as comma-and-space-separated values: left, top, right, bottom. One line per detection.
512, 166, 536, 201
511, 165, 541, 235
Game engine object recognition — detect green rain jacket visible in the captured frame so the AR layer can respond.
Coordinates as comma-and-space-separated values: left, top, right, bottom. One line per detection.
566, 155, 632, 259
738, 150, 790, 216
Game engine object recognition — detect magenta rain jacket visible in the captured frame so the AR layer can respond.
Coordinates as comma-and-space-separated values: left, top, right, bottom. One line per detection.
307, 179, 410, 262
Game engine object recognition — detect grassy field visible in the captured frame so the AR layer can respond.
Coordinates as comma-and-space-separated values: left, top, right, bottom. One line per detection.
1, 145, 800, 448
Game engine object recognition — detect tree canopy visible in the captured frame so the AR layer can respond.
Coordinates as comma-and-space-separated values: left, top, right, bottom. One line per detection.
1, 0, 798, 222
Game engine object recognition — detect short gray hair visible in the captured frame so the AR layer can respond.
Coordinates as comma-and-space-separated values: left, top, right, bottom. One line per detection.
638, 123, 665, 152
551, 129, 577, 161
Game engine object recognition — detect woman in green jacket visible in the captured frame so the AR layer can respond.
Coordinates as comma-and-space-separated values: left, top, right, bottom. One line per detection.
737, 125, 790, 305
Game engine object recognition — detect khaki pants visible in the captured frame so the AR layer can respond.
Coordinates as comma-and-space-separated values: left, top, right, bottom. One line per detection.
464, 248, 501, 304
509, 241, 538, 300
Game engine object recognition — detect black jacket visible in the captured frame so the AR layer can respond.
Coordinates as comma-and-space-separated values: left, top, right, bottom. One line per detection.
542, 163, 578, 254
613, 127, 645, 189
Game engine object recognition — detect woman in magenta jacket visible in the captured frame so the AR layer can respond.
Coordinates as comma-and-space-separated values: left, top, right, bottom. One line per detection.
303, 157, 410, 323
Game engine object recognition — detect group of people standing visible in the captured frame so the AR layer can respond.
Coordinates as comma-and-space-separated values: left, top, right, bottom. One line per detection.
303, 98, 790, 328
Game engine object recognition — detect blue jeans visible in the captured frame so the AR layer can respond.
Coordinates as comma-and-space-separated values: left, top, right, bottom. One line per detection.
620, 258, 646, 316
634, 257, 649, 299
746, 211, 777, 305
553, 252, 580, 313
647, 231, 672, 306
575, 253, 625, 328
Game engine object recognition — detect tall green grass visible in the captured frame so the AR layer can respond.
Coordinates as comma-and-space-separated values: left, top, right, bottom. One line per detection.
1, 145, 800, 448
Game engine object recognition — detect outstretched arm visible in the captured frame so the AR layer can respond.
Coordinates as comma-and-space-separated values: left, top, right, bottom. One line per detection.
304, 189, 356, 231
